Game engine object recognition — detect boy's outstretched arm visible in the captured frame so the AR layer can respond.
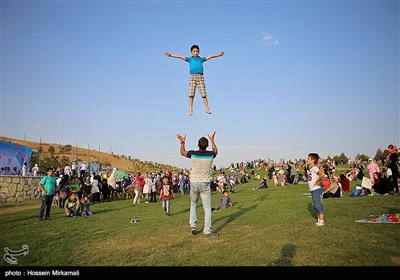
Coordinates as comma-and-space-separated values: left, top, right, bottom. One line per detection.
206, 51, 224, 61
164, 52, 186, 61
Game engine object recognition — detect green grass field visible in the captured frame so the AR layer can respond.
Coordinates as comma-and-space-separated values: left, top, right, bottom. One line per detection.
1, 170, 399, 268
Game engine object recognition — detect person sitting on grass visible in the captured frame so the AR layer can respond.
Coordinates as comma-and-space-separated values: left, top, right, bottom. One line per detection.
370, 172, 391, 196
339, 173, 350, 192
80, 194, 93, 216
322, 176, 341, 199
64, 193, 80, 217
253, 176, 268, 190
321, 174, 331, 190
212, 190, 233, 211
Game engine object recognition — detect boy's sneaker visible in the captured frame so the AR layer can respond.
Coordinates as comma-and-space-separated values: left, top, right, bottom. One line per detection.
204, 232, 218, 239
315, 221, 325, 227
191, 228, 199, 235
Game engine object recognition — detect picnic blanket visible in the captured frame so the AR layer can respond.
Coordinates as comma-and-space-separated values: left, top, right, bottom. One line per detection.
355, 213, 400, 223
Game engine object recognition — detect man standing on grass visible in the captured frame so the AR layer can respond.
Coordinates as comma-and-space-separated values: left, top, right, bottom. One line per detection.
177, 131, 219, 239
38, 167, 57, 221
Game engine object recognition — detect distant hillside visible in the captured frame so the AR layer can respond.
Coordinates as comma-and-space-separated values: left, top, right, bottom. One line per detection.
1, 136, 179, 173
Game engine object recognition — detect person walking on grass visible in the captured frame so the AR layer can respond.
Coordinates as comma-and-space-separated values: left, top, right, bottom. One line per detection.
307, 153, 326, 226
177, 131, 219, 238
164, 45, 224, 116
160, 176, 175, 216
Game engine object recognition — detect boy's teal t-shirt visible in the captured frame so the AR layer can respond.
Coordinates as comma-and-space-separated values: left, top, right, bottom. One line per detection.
186, 56, 206, 74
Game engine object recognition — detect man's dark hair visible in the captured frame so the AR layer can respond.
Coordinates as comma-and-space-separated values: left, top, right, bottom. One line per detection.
191, 44, 199, 52
198, 137, 209, 150
308, 153, 319, 164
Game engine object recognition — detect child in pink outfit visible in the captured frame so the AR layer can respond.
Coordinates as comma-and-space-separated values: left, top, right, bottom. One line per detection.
367, 159, 380, 184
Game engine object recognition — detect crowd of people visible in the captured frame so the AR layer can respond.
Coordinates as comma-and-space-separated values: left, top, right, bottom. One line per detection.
34, 143, 399, 231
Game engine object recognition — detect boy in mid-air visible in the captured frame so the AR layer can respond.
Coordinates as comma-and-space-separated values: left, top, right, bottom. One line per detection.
164, 45, 224, 116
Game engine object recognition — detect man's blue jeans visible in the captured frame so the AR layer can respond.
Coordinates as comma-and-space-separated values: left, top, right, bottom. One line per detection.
38, 195, 54, 220
189, 182, 212, 234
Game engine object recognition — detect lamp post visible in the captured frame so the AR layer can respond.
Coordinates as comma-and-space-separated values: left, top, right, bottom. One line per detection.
38, 137, 42, 168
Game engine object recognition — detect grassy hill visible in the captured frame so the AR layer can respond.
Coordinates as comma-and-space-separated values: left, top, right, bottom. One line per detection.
0, 136, 179, 173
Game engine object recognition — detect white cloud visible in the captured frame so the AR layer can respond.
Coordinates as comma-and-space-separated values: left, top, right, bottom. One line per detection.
259, 32, 279, 46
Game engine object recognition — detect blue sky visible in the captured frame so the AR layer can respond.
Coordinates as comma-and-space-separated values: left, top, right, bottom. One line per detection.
1, 0, 399, 169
